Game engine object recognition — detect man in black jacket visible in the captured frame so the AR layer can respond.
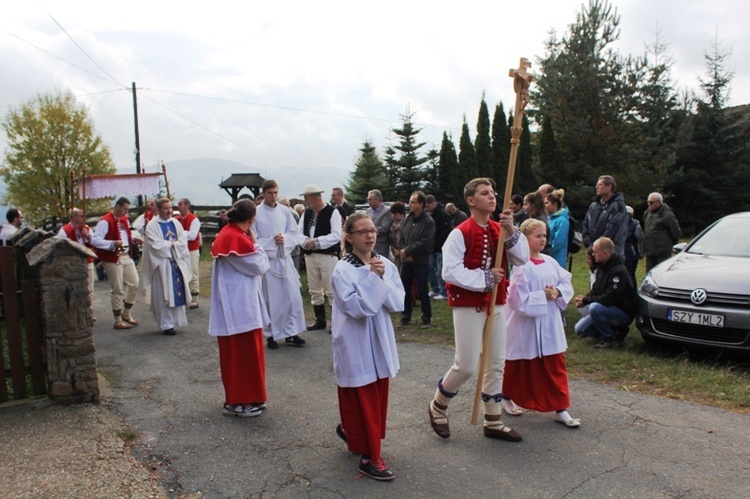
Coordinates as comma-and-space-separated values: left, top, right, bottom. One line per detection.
573, 237, 635, 348
426, 195, 452, 300
396, 191, 436, 328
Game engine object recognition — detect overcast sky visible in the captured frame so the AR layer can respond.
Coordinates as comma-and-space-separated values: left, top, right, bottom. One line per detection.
1, 0, 748, 200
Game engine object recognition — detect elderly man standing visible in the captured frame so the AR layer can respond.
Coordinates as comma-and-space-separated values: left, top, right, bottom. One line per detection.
138, 198, 192, 336
177, 198, 202, 309
56, 207, 95, 296
445, 203, 468, 228
254, 180, 307, 349
643, 192, 681, 272
299, 184, 342, 331
396, 191, 436, 328
365, 189, 393, 258
91, 197, 140, 330
582, 175, 628, 256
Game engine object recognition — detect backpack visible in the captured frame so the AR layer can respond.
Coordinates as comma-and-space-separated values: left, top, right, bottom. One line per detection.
567, 212, 583, 254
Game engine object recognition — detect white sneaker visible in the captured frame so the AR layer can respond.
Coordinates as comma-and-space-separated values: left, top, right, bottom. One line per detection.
428, 291, 437, 298
223, 404, 262, 418
433, 294, 447, 300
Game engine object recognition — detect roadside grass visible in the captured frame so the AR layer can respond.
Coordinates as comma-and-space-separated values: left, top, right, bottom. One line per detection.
197, 252, 750, 413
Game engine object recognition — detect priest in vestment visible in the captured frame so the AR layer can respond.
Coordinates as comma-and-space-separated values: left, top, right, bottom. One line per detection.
138, 198, 192, 335
254, 179, 307, 349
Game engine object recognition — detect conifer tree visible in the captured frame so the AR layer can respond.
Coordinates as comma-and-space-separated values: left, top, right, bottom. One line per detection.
423, 148, 440, 196
438, 131, 461, 206
382, 138, 399, 201
492, 102, 510, 188
475, 94, 494, 179
458, 118, 477, 188
345, 140, 386, 204
392, 111, 427, 200
516, 114, 536, 193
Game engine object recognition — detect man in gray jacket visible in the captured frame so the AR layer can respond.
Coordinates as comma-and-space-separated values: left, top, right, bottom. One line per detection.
643, 192, 681, 272
582, 175, 628, 256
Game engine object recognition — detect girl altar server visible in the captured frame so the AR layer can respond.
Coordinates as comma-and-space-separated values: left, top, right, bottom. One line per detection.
331, 212, 405, 481
208, 199, 270, 418
502, 218, 580, 428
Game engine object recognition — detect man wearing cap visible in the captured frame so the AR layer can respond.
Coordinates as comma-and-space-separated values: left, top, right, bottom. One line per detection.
299, 184, 342, 331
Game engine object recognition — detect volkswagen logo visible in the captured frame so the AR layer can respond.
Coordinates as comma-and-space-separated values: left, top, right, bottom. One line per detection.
690, 288, 708, 305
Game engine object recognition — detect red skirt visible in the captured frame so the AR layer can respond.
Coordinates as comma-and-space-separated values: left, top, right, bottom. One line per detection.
337, 378, 389, 461
217, 329, 267, 405
503, 353, 569, 412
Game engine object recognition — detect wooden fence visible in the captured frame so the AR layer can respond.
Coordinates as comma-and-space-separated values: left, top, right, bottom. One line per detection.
0, 245, 46, 402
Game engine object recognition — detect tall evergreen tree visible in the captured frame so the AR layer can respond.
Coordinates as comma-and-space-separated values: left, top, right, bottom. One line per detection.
516, 114, 536, 194
669, 36, 749, 234
345, 140, 386, 204
538, 115, 561, 185
392, 111, 427, 200
458, 118, 478, 188
382, 139, 399, 201
532, 0, 639, 209
475, 94, 494, 180
423, 148, 440, 196
492, 102, 510, 188
438, 131, 461, 206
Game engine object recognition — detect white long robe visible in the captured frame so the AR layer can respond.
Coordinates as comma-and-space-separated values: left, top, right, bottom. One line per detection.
137, 217, 192, 330
331, 256, 404, 388
506, 254, 574, 360
209, 249, 270, 337
254, 202, 307, 340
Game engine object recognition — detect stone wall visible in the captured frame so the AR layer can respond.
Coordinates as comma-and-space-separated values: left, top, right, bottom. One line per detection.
28, 238, 99, 404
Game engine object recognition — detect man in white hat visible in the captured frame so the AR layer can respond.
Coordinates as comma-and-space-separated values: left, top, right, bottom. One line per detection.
298, 184, 342, 331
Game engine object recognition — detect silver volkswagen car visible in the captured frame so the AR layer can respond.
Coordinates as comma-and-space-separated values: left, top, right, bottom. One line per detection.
636, 212, 750, 354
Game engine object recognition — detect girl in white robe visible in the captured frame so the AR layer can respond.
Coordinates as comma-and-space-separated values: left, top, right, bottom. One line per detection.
503, 219, 580, 428
331, 213, 404, 481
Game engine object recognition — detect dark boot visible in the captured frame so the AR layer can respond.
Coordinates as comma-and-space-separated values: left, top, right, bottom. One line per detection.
307, 305, 326, 330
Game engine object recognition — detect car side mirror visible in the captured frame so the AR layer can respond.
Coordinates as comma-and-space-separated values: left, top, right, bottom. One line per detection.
672, 242, 687, 254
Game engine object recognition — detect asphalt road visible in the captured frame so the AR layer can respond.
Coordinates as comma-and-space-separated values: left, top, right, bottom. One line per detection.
92, 279, 750, 498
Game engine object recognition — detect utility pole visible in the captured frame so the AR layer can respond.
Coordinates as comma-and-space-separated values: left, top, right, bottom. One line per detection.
132, 81, 143, 206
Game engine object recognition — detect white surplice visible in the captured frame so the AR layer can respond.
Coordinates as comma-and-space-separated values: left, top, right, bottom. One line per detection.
506, 254, 574, 360
331, 256, 404, 388
254, 202, 307, 341
137, 217, 192, 330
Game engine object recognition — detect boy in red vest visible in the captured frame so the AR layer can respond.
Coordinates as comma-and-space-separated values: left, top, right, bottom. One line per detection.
428, 178, 529, 441
56, 207, 95, 296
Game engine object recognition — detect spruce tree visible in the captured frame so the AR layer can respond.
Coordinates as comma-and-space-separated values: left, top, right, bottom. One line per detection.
516, 114, 536, 194
345, 140, 386, 204
458, 118, 478, 188
492, 102, 510, 189
392, 111, 427, 200
423, 148, 440, 196
475, 94, 494, 179
382, 140, 399, 201
439, 131, 461, 206
538, 115, 560, 185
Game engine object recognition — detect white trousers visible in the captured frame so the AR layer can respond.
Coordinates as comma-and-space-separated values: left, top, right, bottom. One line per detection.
441, 305, 508, 397
189, 249, 200, 298
304, 253, 337, 306
103, 255, 139, 314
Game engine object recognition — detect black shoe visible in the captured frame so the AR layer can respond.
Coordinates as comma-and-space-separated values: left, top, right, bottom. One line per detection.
358, 458, 395, 481
397, 318, 410, 327
594, 339, 619, 349
336, 424, 347, 443
163, 328, 176, 336
267, 338, 279, 349
614, 326, 630, 342
306, 319, 326, 331
420, 320, 432, 329
285, 335, 306, 347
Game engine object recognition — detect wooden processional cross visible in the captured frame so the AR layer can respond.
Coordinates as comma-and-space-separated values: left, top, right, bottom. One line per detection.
471, 58, 536, 425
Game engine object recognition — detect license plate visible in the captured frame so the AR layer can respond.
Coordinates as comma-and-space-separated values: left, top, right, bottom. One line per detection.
668, 309, 724, 328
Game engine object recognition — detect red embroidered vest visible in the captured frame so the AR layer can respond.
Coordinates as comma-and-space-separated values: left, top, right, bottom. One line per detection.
446, 218, 509, 309
178, 213, 201, 251
94, 212, 133, 263
62, 223, 94, 263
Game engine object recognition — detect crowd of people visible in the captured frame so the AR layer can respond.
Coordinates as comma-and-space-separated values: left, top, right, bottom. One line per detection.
15, 172, 680, 482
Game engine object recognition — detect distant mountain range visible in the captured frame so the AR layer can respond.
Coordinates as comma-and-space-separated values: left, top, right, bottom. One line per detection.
126, 158, 353, 207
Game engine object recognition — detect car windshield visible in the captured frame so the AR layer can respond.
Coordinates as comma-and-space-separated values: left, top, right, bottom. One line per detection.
686, 216, 750, 257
